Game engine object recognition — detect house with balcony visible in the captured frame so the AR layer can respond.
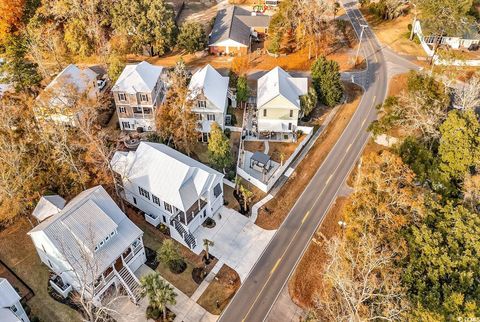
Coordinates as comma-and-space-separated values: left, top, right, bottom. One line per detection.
112, 61, 166, 132
188, 64, 232, 142
255, 67, 308, 140
111, 142, 224, 250
34, 64, 102, 126
28, 186, 146, 305
0, 278, 30, 322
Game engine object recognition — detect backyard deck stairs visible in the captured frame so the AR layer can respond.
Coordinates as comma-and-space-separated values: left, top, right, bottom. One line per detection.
171, 218, 197, 250
117, 266, 142, 304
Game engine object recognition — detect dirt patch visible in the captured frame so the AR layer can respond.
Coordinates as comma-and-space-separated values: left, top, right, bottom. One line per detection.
244, 141, 265, 153
255, 82, 363, 229
197, 264, 241, 315
288, 197, 348, 308
223, 185, 241, 212
269, 135, 305, 164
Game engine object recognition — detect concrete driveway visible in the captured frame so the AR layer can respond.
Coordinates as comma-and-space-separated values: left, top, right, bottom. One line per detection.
193, 207, 276, 281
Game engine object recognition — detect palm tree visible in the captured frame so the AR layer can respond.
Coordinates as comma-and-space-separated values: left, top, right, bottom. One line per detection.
279, 152, 285, 167
240, 184, 254, 211
140, 273, 177, 321
203, 239, 214, 260
234, 176, 241, 194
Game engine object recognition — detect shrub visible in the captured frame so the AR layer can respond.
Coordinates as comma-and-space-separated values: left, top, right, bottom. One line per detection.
146, 306, 161, 320
224, 128, 231, 138
169, 259, 187, 274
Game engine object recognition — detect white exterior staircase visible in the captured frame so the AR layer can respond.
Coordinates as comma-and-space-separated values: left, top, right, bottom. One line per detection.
116, 266, 142, 304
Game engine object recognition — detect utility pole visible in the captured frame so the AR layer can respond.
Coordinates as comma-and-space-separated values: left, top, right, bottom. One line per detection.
355, 24, 368, 64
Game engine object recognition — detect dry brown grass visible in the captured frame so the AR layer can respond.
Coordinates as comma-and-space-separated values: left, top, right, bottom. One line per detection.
255, 82, 363, 229
361, 11, 425, 58
288, 197, 348, 308
269, 135, 305, 163
388, 72, 409, 96
0, 218, 82, 322
197, 265, 241, 315
244, 141, 265, 153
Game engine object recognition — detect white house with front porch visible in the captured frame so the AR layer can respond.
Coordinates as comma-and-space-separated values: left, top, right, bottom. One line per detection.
0, 278, 30, 322
28, 186, 146, 305
111, 142, 224, 250
256, 67, 308, 140
188, 64, 231, 142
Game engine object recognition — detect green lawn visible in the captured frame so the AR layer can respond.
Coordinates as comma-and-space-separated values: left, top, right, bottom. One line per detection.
0, 218, 82, 322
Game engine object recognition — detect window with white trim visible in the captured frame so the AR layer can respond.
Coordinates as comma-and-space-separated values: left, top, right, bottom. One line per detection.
164, 202, 172, 213
118, 93, 126, 101
263, 109, 267, 117
119, 106, 126, 113
152, 194, 161, 206
121, 122, 130, 129
207, 114, 215, 121
214, 183, 222, 198
197, 100, 207, 108
140, 93, 148, 102
138, 186, 150, 200
289, 109, 293, 117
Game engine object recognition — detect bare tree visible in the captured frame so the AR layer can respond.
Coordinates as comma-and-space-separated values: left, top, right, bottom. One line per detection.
316, 234, 408, 321
453, 76, 480, 111
54, 225, 141, 322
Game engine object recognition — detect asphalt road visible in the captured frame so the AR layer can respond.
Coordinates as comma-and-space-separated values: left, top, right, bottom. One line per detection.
218, 1, 388, 321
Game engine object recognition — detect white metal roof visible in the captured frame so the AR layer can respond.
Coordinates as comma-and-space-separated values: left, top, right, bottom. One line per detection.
36, 64, 99, 108
112, 61, 163, 94
188, 64, 229, 113
28, 186, 142, 281
111, 142, 224, 212
32, 195, 66, 222
0, 308, 20, 322
0, 278, 21, 308
258, 119, 291, 132
257, 67, 308, 109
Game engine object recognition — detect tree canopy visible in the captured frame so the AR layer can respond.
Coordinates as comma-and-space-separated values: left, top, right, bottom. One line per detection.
208, 122, 232, 172
311, 56, 343, 107
177, 21, 206, 54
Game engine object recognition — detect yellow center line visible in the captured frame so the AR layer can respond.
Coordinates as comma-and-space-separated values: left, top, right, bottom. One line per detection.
241, 69, 381, 322
302, 211, 310, 224
326, 174, 333, 185
270, 257, 282, 274
346, 143, 352, 153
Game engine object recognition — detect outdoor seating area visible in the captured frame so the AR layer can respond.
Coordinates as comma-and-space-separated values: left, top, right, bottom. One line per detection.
239, 150, 280, 184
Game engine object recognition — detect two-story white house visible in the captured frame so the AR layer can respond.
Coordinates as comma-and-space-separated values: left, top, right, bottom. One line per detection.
34, 64, 101, 126
28, 186, 146, 305
0, 278, 30, 322
188, 64, 231, 142
256, 67, 308, 140
111, 142, 224, 250
112, 61, 166, 132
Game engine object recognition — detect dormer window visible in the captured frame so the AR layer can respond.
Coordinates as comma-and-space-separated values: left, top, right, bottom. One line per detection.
94, 229, 117, 252
197, 100, 206, 108
140, 93, 148, 102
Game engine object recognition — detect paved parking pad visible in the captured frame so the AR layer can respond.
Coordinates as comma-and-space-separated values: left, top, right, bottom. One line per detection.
193, 206, 276, 281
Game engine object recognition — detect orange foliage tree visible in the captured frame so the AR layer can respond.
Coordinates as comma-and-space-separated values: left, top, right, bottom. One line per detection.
0, 0, 26, 43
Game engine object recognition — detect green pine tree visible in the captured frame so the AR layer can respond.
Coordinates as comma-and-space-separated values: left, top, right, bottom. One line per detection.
208, 122, 232, 173
311, 56, 343, 107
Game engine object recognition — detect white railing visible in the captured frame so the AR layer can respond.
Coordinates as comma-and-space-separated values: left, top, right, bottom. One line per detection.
144, 212, 161, 226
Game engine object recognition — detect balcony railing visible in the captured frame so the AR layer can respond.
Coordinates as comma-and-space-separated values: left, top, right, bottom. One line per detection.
94, 270, 115, 294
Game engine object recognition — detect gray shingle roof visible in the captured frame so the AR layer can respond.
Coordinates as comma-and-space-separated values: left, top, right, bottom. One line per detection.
209, 6, 271, 47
